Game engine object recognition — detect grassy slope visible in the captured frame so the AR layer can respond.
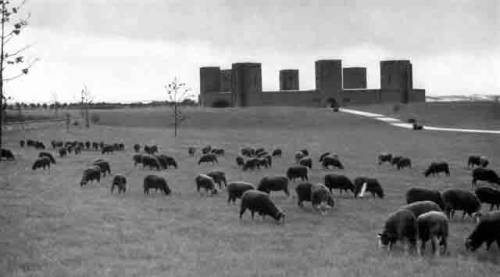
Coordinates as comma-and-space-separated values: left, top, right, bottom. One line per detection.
1, 106, 500, 276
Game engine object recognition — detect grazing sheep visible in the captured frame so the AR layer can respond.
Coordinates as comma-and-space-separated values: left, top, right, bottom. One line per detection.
195, 174, 217, 195
378, 209, 417, 252
202, 145, 212, 155
198, 154, 218, 165
240, 190, 285, 223
286, 165, 308, 182
475, 187, 500, 210
241, 147, 254, 157
299, 157, 312, 169
142, 155, 161, 170
324, 174, 355, 196
300, 149, 309, 156
80, 166, 101, 186
256, 151, 269, 158
258, 158, 271, 168
133, 154, 143, 166
243, 158, 260, 171
211, 148, 225, 156
101, 145, 114, 154
207, 171, 227, 188
397, 157, 412, 170
58, 148, 67, 158
271, 149, 282, 157
85, 141, 91, 149
156, 154, 178, 169
295, 151, 306, 163
34, 142, 45, 150
416, 211, 449, 256
295, 183, 334, 215
0, 148, 15, 161
391, 156, 403, 167
401, 201, 442, 218
227, 182, 255, 204
467, 155, 489, 168
111, 175, 127, 194
143, 175, 170, 195
255, 148, 266, 155
32, 157, 51, 171
405, 188, 445, 210
263, 155, 272, 167
93, 160, 111, 177
441, 189, 481, 220
321, 156, 344, 169
92, 142, 99, 151
354, 177, 384, 198
472, 168, 500, 187
465, 211, 500, 251
378, 153, 393, 165
133, 144, 141, 153
258, 176, 290, 196
188, 147, 196, 156
319, 152, 331, 163
38, 152, 56, 164
424, 162, 450, 177
236, 156, 245, 167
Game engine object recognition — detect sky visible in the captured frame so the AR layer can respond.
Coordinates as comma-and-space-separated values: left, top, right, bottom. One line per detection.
4, 0, 500, 103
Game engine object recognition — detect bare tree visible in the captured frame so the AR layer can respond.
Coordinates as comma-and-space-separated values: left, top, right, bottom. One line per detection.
165, 78, 193, 137
0, 0, 37, 151
81, 85, 93, 128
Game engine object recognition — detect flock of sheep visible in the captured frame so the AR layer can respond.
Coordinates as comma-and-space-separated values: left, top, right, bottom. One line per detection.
1, 139, 500, 257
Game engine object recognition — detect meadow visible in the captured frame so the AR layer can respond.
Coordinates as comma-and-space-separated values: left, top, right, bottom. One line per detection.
1, 104, 499, 277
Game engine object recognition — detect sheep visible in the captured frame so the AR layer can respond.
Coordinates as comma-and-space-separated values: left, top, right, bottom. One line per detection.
207, 171, 227, 188
295, 151, 306, 163
58, 147, 67, 158
241, 147, 254, 157
467, 155, 489, 168
38, 152, 56, 164
441, 188, 481, 220
101, 145, 114, 154
257, 176, 290, 196
211, 148, 225, 156
295, 183, 335, 215
424, 162, 450, 177
195, 174, 217, 195
243, 158, 260, 171
227, 181, 255, 204
257, 158, 271, 168
19, 140, 25, 147
0, 148, 15, 161
235, 156, 245, 167
405, 188, 444, 210
133, 144, 141, 153
475, 187, 500, 210
111, 174, 127, 194
321, 156, 344, 169
354, 177, 384, 198
202, 145, 212, 154
239, 190, 285, 224
378, 209, 417, 252
32, 157, 51, 171
397, 157, 412, 170
286, 165, 308, 182
319, 152, 331, 163
198, 154, 218, 165
465, 211, 500, 251
93, 160, 111, 177
391, 156, 403, 167
271, 149, 282, 157
416, 211, 449, 256
299, 157, 312, 169
324, 174, 355, 196
143, 175, 171, 195
472, 168, 500, 187
133, 154, 143, 166
188, 147, 196, 156
142, 155, 161, 170
80, 166, 101, 186
400, 201, 442, 218
378, 153, 393, 165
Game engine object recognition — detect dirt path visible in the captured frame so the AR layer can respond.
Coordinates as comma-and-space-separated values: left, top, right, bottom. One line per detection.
340, 108, 500, 134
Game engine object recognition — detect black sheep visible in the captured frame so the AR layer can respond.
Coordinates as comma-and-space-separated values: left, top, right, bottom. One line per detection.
198, 154, 218, 165
243, 158, 260, 171
58, 147, 67, 158
241, 147, 254, 157
397, 157, 412, 170
465, 211, 500, 251
378, 209, 417, 252
300, 149, 309, 156
133, 154, 143, 166
400, 201, 442, 218
142, 155, 161, 170
258, 176, 290, 196
416, 211, 449, 256
475, 187, 500, 210
271, 149, 282, 157
391, 156, 402, 167
227, 181, 255, 204
424, 162, 450, 177
286, 165, 308, 181
133, 144, 141, 153
111, 174, 127, 194
321, 156, 344, 169
143, 175, 171, 195
240, 190, 285, 223
207, 171, 227, 188
353, 177, 384, 198
80, 166, 101, 186
258, 158, 271, 168
319, 152, 331, 163
32, 157, 51, 171
93, 160, 111, 177
324, 174, 355, 196
441, 188, 481, 220
211, 148, 225, 156
405, 188, 444, 210
38, 152, 56, 164
235, 156, 245, 167
299, 157, 312, 169
195, 174, 217, 195
202, 145, 212, 155
101, 145, 114, 154
295, 183, 334, 215
295, 151, 306, 163
1, 148, 15, 161
472, 168, 500, 187
467, 155, 489, 168
378, 153, 393, 165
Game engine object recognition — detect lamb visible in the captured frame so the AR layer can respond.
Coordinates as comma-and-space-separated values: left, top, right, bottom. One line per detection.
416, 211, 449, 256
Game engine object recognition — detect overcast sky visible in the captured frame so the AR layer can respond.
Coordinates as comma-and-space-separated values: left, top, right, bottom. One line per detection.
5, 0, 500, 103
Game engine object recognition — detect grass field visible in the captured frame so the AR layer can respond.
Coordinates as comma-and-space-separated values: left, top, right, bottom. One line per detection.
1, 104, 499, 277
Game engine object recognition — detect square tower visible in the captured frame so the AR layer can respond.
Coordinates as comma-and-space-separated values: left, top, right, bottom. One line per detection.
231, 63, 262, 107
315, 60, 342, 106
279, 69, 299, 90
380, 60, 413, 103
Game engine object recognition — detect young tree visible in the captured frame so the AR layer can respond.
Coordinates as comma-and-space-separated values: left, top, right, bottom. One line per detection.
0, 0, 37, 151
165, 78, 193, 137
81, 84, 93, 128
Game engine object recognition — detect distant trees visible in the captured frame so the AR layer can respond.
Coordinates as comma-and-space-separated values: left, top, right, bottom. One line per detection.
165, 78, 193, 137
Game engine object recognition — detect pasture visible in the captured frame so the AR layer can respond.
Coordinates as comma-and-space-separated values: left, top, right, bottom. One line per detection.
1, 104, 499, 277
